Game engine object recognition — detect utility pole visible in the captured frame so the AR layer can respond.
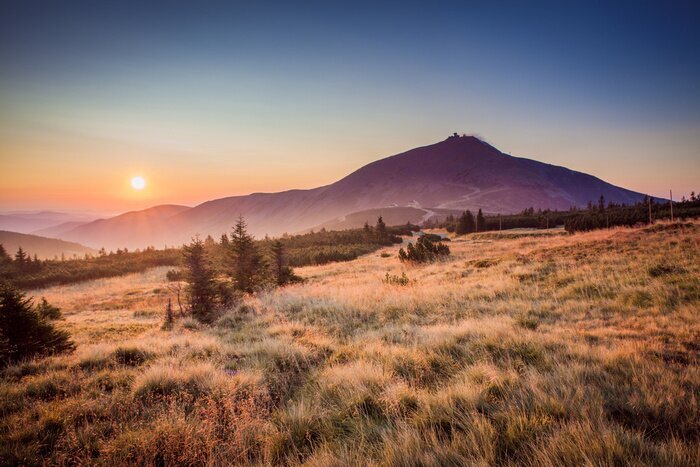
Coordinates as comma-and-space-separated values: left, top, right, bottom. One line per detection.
648, 197, 652, 224
670, 190, 674, 222
499, 215, 502, 231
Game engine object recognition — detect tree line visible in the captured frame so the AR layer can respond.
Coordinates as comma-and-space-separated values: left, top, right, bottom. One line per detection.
0, 217, 415, 290
564, 194, 700, 233
429, 191, 700, 235
179, 216, 408, 323
0, 245, 181, 289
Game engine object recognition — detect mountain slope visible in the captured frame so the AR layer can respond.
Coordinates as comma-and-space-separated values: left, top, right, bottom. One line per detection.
59, 205, 191, 250
309, 206, 463, 232
32, 221, 89, 238
0, 231, 97, 260
55, 135, 653, 249
0, 211, 98, 234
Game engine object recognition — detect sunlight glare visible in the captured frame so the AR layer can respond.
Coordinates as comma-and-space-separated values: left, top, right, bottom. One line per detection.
131, 176, 146, 190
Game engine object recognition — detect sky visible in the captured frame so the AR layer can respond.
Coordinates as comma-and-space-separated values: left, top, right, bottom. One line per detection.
1, 0, 699, 213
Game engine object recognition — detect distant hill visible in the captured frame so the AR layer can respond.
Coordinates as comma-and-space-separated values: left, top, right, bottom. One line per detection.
0, 211, 98, 234
0, 231, 97, 260
58, 205, 191, 250
32, 221, 89, 238
51, 135, 655, 249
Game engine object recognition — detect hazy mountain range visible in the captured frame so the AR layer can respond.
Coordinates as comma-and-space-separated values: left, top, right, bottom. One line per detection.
21, 135, 653, 250
0, 230, 97, 260
0, 211, 98, 235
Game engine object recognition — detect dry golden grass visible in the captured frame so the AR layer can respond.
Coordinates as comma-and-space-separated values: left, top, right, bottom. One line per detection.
1, 222, 699, 465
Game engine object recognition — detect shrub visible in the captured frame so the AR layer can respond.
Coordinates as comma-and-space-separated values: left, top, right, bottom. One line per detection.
162, 300, 174, 330
0, 283, 74, 367
35, 297, 62, 320
383, 272, 411, 286
165, 268, 184, 281
114, 346, 151, 366
648, 263, 686, 277
398, 236, 450, 263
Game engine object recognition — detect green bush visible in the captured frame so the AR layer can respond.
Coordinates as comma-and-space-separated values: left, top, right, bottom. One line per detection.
35, 298, 62, 320
165, 268, 184, 281
0, 283, 74, 367
383, 272, 411, 286
398, 236, 450, 263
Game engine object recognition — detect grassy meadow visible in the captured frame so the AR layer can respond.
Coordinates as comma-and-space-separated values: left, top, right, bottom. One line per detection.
1, 222, 699, 465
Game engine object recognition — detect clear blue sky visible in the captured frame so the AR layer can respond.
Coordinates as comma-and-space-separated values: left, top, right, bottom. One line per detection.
1, 0, 699, 211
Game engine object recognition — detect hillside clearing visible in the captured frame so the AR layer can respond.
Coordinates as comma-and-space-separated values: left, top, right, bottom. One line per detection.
2, 222, 699, 465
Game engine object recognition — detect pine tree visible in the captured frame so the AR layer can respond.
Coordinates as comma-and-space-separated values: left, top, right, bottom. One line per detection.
270, 240, 297, 286
204, 235, 216, 247
456, 210, 475, 235
476, 209, 485, 232
0, 244, 10, 264
182, 237, 218, 323
375, 216, 388, 241
14, 247, 27, 266
162, 299, 174, 330
0, 283, 74, 367
229, 217, 265, 293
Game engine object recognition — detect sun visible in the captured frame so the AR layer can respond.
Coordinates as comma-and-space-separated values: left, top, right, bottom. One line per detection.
130, 176, 146, 190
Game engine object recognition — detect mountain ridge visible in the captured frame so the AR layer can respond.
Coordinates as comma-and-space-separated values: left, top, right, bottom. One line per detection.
54, 135, 654, 249
0, 230, 97, 260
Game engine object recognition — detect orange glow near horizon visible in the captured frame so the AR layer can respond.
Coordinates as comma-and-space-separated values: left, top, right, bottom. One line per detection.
1, 124, 698, 214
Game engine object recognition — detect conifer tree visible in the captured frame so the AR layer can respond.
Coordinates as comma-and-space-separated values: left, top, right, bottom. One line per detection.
456, 210, 475, 235
270, 239, 297, 286
14, 247, 27, 266
204, 235, 216, 247
476, 209, 485, 232
228, 217, 265, 293
375, 216, 388, 241
182, 237, 218, 323
0, 283, 74, 367
0, 244, 10, 264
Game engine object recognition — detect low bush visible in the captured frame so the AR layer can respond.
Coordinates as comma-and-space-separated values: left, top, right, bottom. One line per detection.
35, 297, 62, 320
398, 236, 450, 263
0, 284, 74, 367
383, 272, 411, 286
165, 268, 184, 281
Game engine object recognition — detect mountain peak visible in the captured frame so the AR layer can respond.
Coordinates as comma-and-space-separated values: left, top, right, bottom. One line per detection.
446, 132, 479, 141
54, 137, 650, 249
